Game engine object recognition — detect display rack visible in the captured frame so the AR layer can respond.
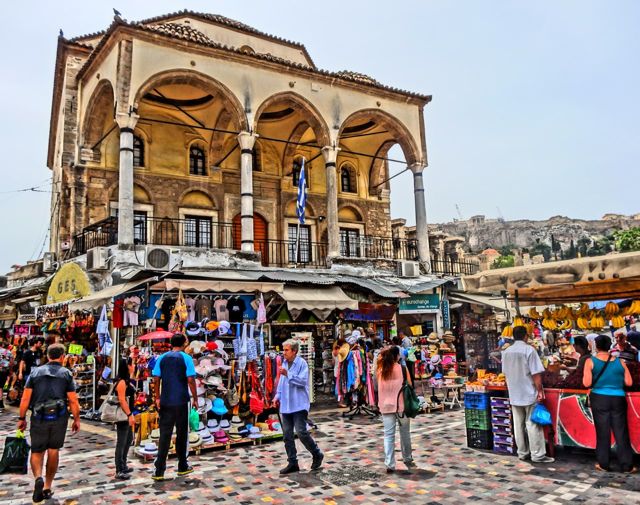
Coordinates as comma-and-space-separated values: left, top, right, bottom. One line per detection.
72, 359, 98, 420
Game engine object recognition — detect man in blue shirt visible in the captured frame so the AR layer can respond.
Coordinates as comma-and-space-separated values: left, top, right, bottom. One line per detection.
275, 339, 323, 474
151, 333, 198, 480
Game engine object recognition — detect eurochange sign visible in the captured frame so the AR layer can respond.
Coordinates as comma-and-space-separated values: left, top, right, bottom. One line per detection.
399, 294, 441, 314
47, 263, 92, 304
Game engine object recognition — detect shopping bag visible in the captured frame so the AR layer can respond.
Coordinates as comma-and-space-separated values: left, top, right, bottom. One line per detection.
100, 381, 129, 423
189, 407, 200, 431
396, 365, 421, 418
0, 430, 30, 474
530, 403, 552, 426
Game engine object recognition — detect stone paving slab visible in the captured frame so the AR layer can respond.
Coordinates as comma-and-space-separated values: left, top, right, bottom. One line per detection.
0, 407, 638, 504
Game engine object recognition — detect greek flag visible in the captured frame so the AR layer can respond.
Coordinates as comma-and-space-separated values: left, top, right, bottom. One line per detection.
296, 158, 306, 224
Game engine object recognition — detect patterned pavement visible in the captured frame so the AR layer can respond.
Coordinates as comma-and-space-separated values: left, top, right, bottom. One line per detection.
0, 406, 639, 505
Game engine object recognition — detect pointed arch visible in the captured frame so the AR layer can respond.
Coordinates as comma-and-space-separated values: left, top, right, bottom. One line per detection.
81, 79, 116, 160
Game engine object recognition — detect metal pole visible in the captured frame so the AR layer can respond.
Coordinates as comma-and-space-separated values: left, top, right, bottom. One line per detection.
294, 221, 301, 268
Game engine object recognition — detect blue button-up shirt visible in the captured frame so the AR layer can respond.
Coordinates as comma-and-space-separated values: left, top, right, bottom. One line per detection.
275, 356, 310, 414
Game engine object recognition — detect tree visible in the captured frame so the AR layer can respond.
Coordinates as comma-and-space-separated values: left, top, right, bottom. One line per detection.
530, 242, 552, 262
614, 227, 640, 252
565, 239, 577, 260
550, 234, 561, 260
588, 236, 614, 256
491, 255, 515, 269
577, 237, 591, 257
499, 244, 515, 257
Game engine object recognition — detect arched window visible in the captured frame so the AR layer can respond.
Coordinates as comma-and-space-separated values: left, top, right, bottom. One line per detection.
133, 135, 144, 167
340, 165, 357, 193
189, 145, 206, 176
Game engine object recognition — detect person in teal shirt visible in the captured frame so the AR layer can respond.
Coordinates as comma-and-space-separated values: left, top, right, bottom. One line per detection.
583, 334, 635, 473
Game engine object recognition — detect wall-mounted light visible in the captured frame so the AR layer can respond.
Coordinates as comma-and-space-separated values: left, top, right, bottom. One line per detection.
318, 216, 326, 223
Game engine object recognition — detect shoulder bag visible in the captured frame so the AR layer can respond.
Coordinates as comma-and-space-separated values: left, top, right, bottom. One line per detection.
585, 354, 613, 409
396, 365, 421, 419
100, 380, 129, 423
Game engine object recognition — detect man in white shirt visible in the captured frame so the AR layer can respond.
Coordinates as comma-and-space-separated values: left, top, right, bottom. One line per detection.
502, 326, 554, 463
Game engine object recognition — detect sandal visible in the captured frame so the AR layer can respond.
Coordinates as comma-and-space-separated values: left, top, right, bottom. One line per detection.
594, 464, 609, 472
624, 466, 639, 474
43, 489, 54, 499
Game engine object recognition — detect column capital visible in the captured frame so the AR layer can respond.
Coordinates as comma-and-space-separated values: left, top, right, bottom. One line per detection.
115, 112, 139, 131
321, 146, 341, 165
409, 163, 425, 175
237, 131, 258, 150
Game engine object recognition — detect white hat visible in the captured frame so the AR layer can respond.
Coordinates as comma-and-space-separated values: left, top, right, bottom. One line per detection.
140, 442, 158, 455
248, 426, 263, 439
217, 321, 231, 335
207, 419, 219, 432
220, 419, 231, 431
190, 340, 206, 354
188, 432, 202, 448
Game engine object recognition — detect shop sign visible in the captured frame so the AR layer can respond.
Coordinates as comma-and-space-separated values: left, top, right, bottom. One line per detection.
46, 263, 92, 304
13, 324, 31, 335
343, 303, 396, 321
68, 344, 84, 355
398, 294, 441, 314
442, 299, 450, 329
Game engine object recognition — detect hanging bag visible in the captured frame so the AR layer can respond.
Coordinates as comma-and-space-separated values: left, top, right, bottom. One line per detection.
249, 363, 265, 416
396, 365, 421, 419
100, 380, 129, 423
0, 430, 30, 474
226, 361, 240, 407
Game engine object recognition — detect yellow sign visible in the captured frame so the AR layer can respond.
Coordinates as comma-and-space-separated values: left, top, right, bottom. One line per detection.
68, 344, 84, 355
46, 263, 92, 304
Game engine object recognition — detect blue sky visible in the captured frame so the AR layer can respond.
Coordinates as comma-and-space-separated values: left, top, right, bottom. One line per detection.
0, 1, 638, 273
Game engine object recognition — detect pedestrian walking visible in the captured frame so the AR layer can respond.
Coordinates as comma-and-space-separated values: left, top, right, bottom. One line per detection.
114, 359, 136, 480
275, 338, 324, 474
17, 343, 80, 504
19, 338, 43, 385
151, 333, 198, 481
583, 334, 636, 473
376, 345, 415, 473
0, 343, 15, 411
501, 326, 554, 463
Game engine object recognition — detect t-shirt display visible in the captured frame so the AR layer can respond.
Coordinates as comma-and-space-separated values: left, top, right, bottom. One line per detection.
214, 299, 229, 321
195, 298, 213, 320
228, 297, 246, 323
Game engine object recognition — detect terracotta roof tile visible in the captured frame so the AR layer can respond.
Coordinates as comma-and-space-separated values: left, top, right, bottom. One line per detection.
144, 22, 215, 45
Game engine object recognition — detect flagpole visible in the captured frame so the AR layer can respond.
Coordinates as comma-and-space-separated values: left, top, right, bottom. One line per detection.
294, 157, 306, 269
294, 221, 301, 268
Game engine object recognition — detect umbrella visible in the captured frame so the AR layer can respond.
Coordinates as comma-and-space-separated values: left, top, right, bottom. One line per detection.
138, 330, 173, 341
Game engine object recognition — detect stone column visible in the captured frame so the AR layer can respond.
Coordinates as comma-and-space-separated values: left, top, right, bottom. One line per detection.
237, 131, 258, 252
116, 112, 139, 248
322, 146, 340, 259
410, 163, 431, 268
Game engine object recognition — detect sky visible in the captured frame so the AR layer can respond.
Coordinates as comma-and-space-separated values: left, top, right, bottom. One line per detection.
0, 1, 638, 274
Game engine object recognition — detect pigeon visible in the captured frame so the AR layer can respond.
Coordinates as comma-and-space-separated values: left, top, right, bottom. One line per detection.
113, 8, 122, 17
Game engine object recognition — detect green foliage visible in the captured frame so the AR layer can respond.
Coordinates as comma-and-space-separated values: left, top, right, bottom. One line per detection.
530, 243, 551, 262
491, 255, 515, 269
614, 227, 640, 252
577, 237, 591, 257
565, 239, 577, 260
499, 244, 515, 257
588, 236, 614, 256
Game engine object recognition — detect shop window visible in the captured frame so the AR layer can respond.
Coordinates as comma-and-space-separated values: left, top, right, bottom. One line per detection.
184, 215, 212, 247
288, 224, 311, 263
340, 228, 361, 257
133, 135, 144, 167
340, 166, 357, 193
189, 145, 207, 176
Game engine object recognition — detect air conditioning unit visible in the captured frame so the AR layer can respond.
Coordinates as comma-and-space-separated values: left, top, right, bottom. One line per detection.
145, 246, 182, 271
86, 247, 110, 271
42, 252, 56, 273
397, 260, 420, 278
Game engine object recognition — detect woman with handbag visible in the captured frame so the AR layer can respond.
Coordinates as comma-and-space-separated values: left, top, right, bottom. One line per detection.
376, 346, 416, 473
114, 359, 136, 480
583, 334, 636, 473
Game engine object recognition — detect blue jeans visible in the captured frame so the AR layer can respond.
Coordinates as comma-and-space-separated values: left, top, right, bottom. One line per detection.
382, 414, 413, 470
281, 410, 322, 465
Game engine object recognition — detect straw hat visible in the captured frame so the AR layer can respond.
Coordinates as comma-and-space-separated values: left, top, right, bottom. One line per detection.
337, 343, 350, 362
427, 332, 440, 343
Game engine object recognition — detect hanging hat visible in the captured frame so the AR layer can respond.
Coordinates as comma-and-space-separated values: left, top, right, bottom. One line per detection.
185, 321, 201, 338
217, 321, 231, 335
190, 340, 206, 354
427, 332, 440, 343
430, 354, 442, 365
211, 397, 228, 416
205, 321, 220, 332
206, 341, 218, 352
212, 340, 229, 360
337, 343, 350, 362
212, 357, 230, 371
351, 329, 362, 340
204, 375, 223, 388
346, 335, 358, 346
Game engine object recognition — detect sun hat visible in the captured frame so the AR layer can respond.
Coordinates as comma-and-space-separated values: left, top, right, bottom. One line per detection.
248, 426, 263, 439
207, 419, 219, 432
212, 357, 231, 371
190, 340, 206, 354
188, 432, 202, 447
228, 426, 242, 440
150, 429, 160, 440
214, 429, 229, 443
212, 340, 229, 360
430, 354, 442, 365
427, 332, 440, 343
337, 343, 350, 362
204, 375, 223, 388
200, 429, 213, 444
211, 397, 228, 416
220, 419, 231, 431
140, 442, 158, 455
217, 321, 231, 335
231, 415, 243, 426
205, 321, 220, 332
351, 329, 362, 340
185, 321, 201, 338
238, 426, 249, 438
346, 335, 358, 345
199, 398, 213, 414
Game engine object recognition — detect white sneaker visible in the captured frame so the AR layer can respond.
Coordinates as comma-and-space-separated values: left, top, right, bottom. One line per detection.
532, 456, 554, 463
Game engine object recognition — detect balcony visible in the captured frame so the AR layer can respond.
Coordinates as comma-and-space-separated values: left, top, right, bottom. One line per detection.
66, 217, 478, 276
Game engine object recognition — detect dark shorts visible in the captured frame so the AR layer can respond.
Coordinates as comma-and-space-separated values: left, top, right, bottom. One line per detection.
30, 416, 69, 452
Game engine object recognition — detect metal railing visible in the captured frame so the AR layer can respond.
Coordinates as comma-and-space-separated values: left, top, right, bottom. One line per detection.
139, 217, 235, 250
263, 240, 329, 268
430, 258, 479, 276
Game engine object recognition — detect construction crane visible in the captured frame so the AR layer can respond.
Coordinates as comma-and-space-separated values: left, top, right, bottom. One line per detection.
455, 204, 464, 221
496, 206, 505, 223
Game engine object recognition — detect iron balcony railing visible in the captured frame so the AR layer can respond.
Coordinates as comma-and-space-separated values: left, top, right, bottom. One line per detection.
430, 258, 480, 276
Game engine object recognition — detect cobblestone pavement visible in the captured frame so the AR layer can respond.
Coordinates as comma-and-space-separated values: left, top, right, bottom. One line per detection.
1, 406, 639, 505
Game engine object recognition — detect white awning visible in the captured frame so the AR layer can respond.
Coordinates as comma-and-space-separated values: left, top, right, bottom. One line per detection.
68, 277, 158, 311
448, 291, 514, 315
281, 286, 358, 320
155, 279, 284, 294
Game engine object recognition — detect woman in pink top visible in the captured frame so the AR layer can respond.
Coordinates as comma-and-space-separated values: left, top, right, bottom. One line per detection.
376, 346, 415, 473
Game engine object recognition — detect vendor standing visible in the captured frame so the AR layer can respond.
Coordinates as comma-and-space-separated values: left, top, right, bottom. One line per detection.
611, 332, 638, 363
501, 326, 554, 464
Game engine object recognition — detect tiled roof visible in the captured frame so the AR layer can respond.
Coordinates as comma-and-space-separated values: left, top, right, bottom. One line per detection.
72, 15, 430, 102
